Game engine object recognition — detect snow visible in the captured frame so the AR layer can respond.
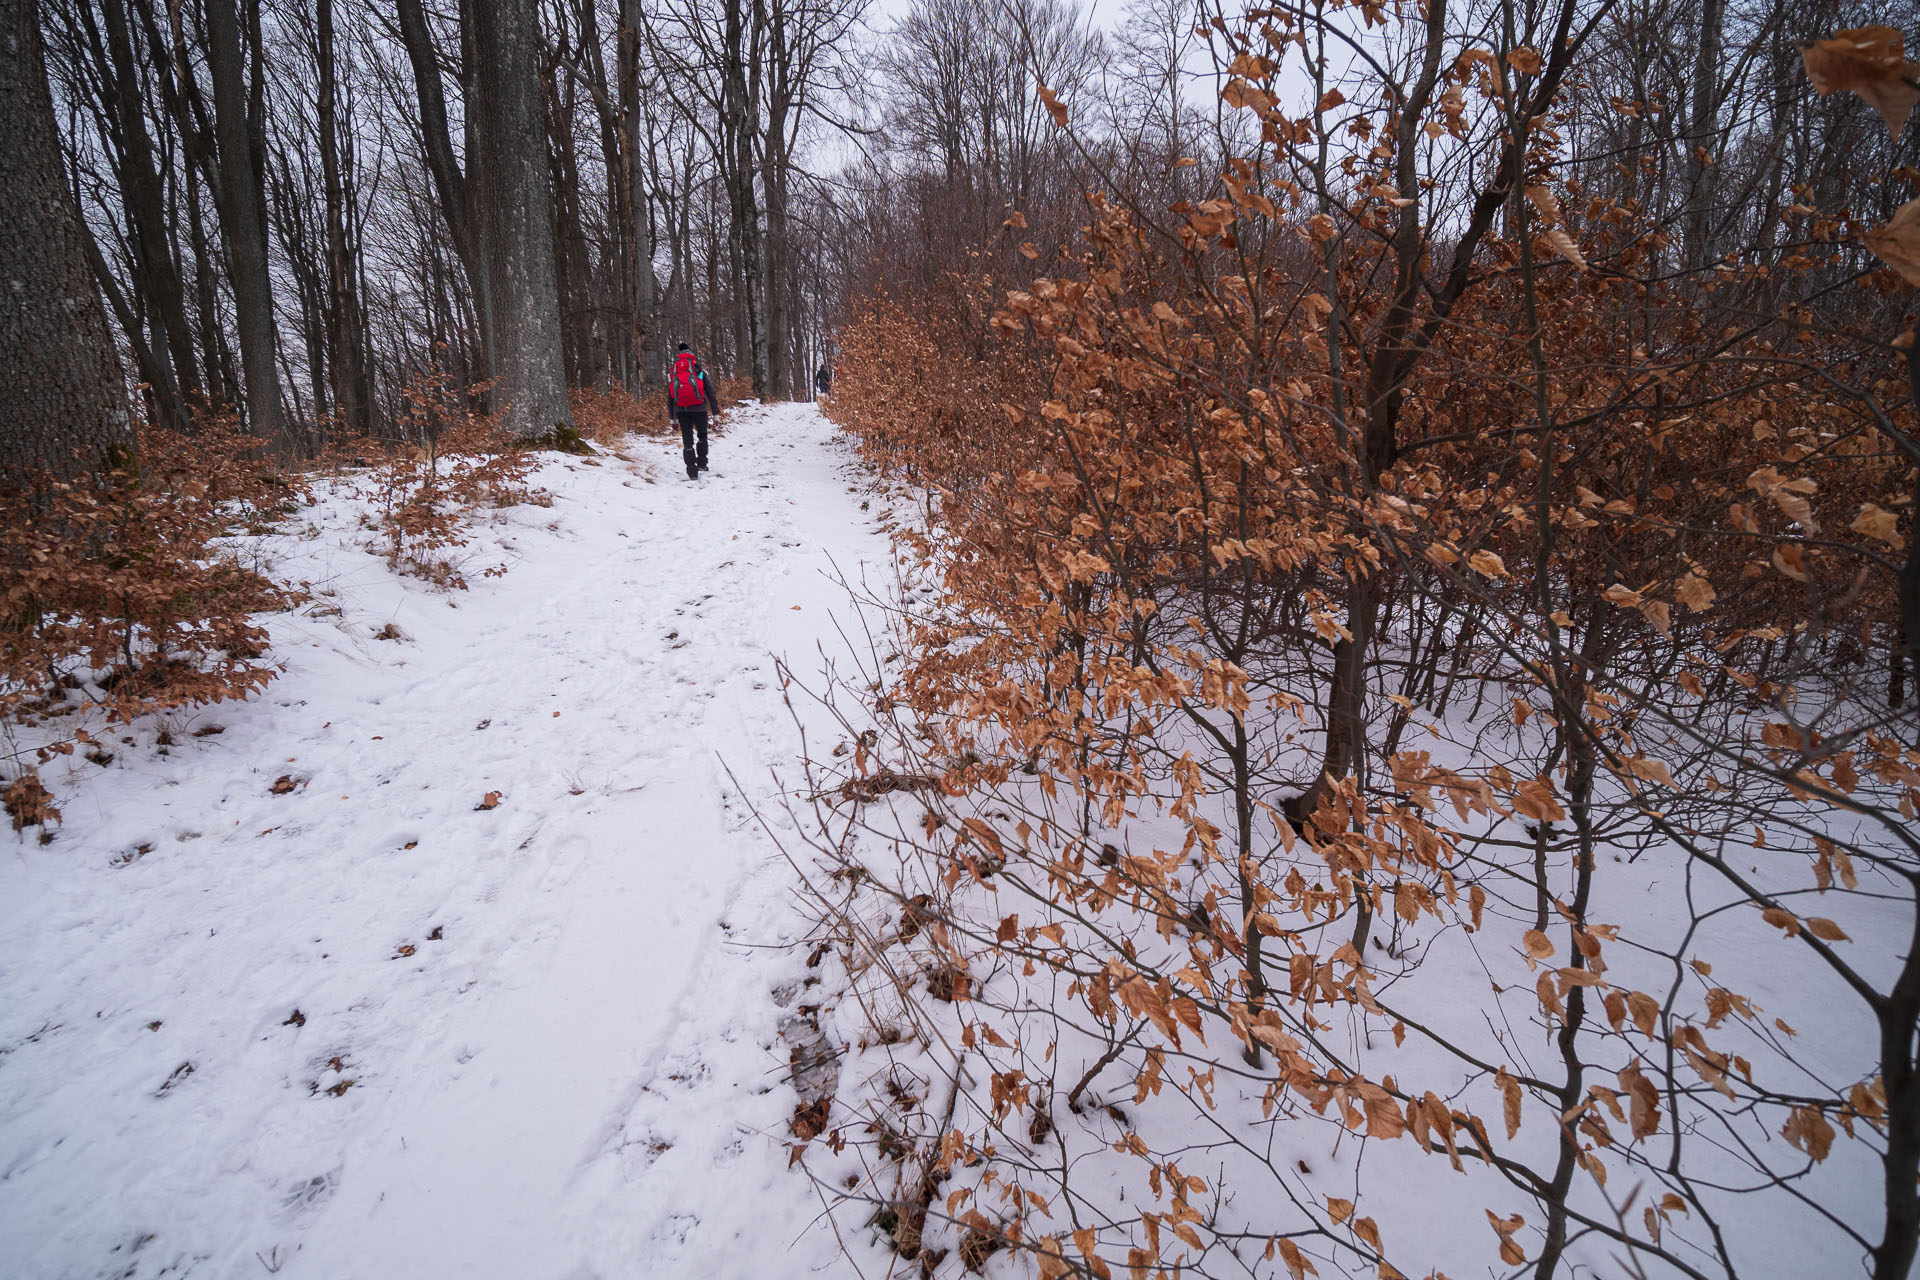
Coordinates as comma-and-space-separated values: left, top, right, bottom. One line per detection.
0, 401, 891, 1279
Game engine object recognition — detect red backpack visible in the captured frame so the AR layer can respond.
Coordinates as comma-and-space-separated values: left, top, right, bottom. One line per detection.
669, 352, 706, 409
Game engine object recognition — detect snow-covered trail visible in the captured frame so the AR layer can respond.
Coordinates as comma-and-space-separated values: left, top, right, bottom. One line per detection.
0, 402, 887, 1279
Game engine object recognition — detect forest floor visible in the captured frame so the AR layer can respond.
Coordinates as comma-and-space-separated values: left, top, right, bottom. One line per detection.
0, 401, 893, 1279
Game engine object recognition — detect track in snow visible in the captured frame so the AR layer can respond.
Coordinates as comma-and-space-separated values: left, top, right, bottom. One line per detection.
0, 401, 887, 1279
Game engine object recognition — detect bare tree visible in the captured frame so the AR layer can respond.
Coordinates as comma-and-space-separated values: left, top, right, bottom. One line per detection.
202, 0, 293, 452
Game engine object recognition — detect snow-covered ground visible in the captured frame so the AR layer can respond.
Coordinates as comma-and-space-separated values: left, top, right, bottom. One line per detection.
0, 401, 891, 1279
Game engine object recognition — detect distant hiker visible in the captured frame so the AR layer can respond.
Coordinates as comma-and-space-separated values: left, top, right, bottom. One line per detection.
814, 365, 832, 397
668, 343, 719, 480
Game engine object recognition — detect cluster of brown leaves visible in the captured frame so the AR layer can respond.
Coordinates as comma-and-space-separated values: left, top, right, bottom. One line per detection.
363, 370, 548, 588
809, 14, 1918, 1277
0, 415, 292, 731
1805, 27, 1920, 284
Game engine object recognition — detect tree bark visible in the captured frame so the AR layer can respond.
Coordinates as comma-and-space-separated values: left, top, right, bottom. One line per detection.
469, 0, 574, 440
202, 0, 292, 453
1684, 0, 1725, 272
720, 0, 765, 394
759, 0, 789, 399
317, 0, 376, 436
397, 0, 491, 376
618, 0, 661, 386
99, 0, 200, 425
0, 0, 135, 485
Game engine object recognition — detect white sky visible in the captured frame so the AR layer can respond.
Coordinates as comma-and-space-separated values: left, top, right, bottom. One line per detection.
860, 0, 1125, 39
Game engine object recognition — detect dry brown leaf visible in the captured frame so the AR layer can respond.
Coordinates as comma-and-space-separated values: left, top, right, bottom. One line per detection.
1851, 503, 1901, 543
1601, 583, 1642, 606
1538, 227, 1587, 269
1626, 990, 1660, 1037
1276, 1237, 1316, 1280
1037, 84, 1069, 128
1802, 27, 1920, 138
1499, 1068, 1522, 1138
1675, 572, 1717, 611
1467, 549, 1507, 578
2, 771, 61, 830
1486, 1211, 1526, 1264
1806, 917, 1850, 942
1868, 190, 1920, 275
1781, 1105, 1837, 1161
1524, 184, 1562, 224
1625, 755, 1676, 788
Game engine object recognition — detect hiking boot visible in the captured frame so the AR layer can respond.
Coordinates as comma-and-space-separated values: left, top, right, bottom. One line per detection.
697, 460, 709, 472
686, 461, 699, 480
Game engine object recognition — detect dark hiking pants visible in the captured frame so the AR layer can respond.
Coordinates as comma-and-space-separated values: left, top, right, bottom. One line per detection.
676, 411, 709, 470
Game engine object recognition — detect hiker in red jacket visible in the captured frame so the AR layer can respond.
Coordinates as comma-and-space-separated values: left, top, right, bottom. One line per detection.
667, 343, 720, 480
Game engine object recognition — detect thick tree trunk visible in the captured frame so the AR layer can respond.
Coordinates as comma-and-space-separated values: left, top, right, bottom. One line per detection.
202, 0, 292, 453
469, 0, 574, 440
0, 0, 135, 485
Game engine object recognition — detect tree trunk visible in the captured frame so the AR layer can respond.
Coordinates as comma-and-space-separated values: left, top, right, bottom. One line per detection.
1684, 0, 1725, 273
720, 0, 765, 395
398, 0, 491, 377
618, 0, 661, 386
184, 160, 236, 410
760, 0, 790, 400
762, 128, 790, 399
100, 0, 199, 426
202, 0, 292, 453
317, 0, 376, 437
544, 55, 596, 386
470, 0, 574, 440
0, 0, 135, 485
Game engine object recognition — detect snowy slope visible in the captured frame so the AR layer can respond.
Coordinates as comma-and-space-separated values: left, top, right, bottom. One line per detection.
0, 401, 892, 1280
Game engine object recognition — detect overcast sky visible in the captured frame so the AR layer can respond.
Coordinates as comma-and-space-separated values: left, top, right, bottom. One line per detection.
861, 0, 1125, 38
